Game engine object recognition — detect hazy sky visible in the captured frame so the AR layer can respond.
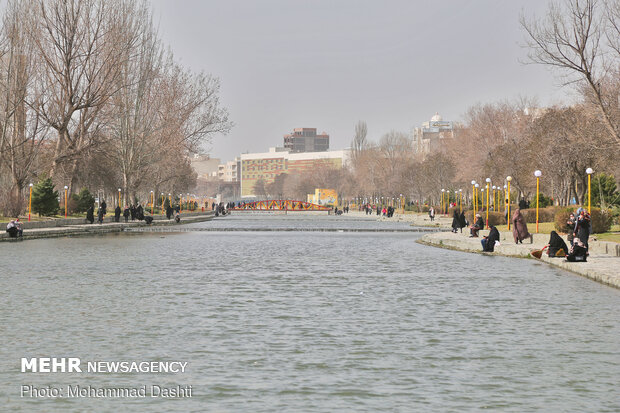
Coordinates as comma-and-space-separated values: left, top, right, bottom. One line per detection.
150, 0, 573, 161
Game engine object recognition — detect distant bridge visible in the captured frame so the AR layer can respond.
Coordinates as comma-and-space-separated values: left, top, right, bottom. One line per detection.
231, 200, 331, 212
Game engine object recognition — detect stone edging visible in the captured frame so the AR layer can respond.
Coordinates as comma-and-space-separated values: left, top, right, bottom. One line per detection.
417, 232, 620, 290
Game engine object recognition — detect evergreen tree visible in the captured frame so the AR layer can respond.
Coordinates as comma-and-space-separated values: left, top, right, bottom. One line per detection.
71, 188, 95, 213
591, 173, 619, 208
31, 177, 59, 216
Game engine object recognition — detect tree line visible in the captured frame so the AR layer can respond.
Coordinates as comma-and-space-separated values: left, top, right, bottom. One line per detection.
252, 0, 619, 213
0, 0, 231, 217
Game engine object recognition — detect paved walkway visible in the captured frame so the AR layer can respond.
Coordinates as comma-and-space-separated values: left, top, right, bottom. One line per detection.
0, 212, 215, 242
418, 230, 620, 289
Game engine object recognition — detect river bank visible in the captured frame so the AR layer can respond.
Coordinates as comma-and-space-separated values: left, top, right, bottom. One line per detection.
418, 229, 620, 289
0, 211, 215, 242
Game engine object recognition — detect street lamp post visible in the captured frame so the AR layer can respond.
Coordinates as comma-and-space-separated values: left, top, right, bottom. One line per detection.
471, 180, 476, 209
64, 186, 68, 218
474, 183, 480, 212
503, 185, 507, 214
28, 183, 33, 221
586, 168, 593, 213
150, 190, 154, 215
441, 189, 445, 215
485, 178, 491, 228
492, 186, 496, 211
459, 189, 462, 213
506, 176, 512, 230
534, 170, 542, 233
118, 188, 122, 208
161, 193, 165, 214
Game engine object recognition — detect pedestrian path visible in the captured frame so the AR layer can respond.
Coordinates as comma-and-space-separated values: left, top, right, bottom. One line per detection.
0, 212, 214, 242
418, 230, 620, 289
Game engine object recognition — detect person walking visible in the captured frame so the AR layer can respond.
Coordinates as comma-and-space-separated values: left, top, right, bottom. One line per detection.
86, 205, 94, 224
429, 207, 435, 222
512, 208, 533, 244
451, 210, 460, 233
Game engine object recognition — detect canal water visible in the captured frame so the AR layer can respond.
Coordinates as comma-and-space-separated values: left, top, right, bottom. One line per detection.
1, 215, 619, 412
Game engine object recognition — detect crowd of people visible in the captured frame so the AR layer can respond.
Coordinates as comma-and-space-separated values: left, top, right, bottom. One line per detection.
361, 204, 396, 217
470, 206, 593, 263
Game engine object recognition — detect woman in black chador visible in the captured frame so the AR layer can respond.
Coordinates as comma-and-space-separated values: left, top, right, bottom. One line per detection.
86, 205, 94, 224
546, 231, 568, 257
458, 211, 467, 233
481, 225, 500, 252
130, 204, 136, 221
451, 210, 460, 233
123, 206, 130, 222
114, 205, 121, 222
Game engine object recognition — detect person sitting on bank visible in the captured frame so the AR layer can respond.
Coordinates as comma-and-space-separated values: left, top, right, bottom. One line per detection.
566, 237, 587, 262
469, 214, 484, 237
481, 225, 500, 252
546, 231, 568, 257
6, 220, 22, 238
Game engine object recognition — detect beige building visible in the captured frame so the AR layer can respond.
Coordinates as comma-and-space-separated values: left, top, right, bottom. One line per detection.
240, 147, 350, 198
191, 154, 221, 179
412, 112, 457, 156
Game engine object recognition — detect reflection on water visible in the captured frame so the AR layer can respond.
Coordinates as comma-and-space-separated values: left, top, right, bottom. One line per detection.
1, 215, 619, 412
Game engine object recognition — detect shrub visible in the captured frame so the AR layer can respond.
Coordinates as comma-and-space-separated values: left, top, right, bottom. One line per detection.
465, 210, 506, 227
521, 206, 557, 223
591, 208, 612, 233
554, 207, 574, 234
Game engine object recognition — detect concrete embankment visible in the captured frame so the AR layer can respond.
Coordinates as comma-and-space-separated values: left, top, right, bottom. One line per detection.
418, 230, 620, 289
0, 211, 215, 242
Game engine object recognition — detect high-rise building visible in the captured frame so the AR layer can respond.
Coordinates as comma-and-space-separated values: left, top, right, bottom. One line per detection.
283, 128, 329, 152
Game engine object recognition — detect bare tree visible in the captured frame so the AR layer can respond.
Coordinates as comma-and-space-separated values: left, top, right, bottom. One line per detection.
351, 120, 368, 160
27, 0, 139, 187
521, 0, 620, 144
0, 0, 48, 216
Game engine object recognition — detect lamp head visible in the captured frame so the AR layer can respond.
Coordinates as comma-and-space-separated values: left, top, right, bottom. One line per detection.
534, 170, 542, 177
475, 183, 479, 188
29, 183, 33, 187
64, 185, 68, 189
492, 185, 496, 190
503, 185, 507, 189
459, 189, 462, 192
506, 176, 512, 182
586, 167, 593, 175
441, 189, 445, 192
471, 180, 476, 185
485, 178, 491, 183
